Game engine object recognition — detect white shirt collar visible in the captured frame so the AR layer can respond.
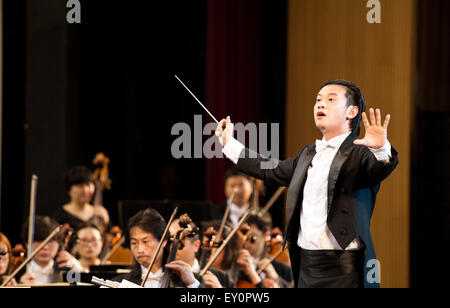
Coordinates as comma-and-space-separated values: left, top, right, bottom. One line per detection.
191, 259, 200, 274
229, 203, 249, 226
322, 131, 351, 146
316, 131, 351, 152
140, 265, 164, 288
29, 260, 54, 284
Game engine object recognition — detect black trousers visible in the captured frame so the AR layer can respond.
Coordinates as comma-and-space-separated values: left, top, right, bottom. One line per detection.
298, 248, 365, 288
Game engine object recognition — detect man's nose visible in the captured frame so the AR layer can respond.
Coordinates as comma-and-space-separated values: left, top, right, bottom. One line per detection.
136, 242, 146, 253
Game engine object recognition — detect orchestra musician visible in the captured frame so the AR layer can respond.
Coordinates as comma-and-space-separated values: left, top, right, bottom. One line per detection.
73, 223, 104, 272
19, 216, 83, 284
235, 214, 294, 288
112, 208, 200, 288
202, 221, 240, 275
0, 233, 17, 286
211, 168, 254, 227
55, 166, 110, 234
169, 218, 233, 288
216, 80, 399, 288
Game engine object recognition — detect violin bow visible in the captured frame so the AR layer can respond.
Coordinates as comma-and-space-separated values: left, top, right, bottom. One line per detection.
141, 206, 179, 287
216, 192, 234, 243
256, 248, 285, 275
1, 225, 71, 287
199, 210, 251, 277
100, 236, 125, 265
258, 187, 287, 217
26, 175, 38, 272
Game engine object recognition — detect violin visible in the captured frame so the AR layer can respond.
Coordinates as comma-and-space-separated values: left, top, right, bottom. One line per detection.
101, 225, 132, 265
1, 225, 72, 287
160, 214, 199, 288
53, 225, 74, 281
266, 227, 290, 265
7, 244, 26, 276
199, 210, 251, 277
233, 223, 262, 288
199, 227, 217, 269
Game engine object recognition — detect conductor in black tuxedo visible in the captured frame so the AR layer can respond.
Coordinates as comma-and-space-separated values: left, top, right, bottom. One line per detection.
215, 79, 399, 288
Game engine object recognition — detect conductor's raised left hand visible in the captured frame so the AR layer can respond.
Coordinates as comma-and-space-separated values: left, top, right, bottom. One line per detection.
354, 108, 390, 149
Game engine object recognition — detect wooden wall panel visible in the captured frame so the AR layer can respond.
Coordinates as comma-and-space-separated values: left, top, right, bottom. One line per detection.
286, 0, 415, 287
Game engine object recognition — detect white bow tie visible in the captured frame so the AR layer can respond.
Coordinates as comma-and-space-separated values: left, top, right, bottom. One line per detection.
315, 139, 336, 153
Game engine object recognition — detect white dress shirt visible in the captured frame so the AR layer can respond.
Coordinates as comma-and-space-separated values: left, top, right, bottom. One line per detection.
29, 260, 54, 284
140, 266, 164, 288
140, 265, 200, 288
229, 203, 250, 227
222, 132, 392, 251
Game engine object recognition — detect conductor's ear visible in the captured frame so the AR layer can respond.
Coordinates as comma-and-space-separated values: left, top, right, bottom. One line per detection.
346, 106, 359, 120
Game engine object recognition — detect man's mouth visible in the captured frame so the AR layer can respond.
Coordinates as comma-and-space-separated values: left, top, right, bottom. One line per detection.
317, 111, 327, 118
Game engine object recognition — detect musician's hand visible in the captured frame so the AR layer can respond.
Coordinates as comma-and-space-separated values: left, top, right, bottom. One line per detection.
257, 258, 279, 281
236, 249, 261, 285
55, 251, 84, 272
1, 275, 17, 286
165, 260, 196, 286
262, 278, 280, 288
216, 116, 234, 147
19, 271, 36, 284
354, 108, 390, 149
202, 271, 223, 288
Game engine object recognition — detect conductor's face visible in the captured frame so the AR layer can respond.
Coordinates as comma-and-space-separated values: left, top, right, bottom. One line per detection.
314, 84, 358, 140
130, 227, 165, 269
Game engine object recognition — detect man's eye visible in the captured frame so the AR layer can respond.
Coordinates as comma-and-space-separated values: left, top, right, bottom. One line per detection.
329, 98, 335, 102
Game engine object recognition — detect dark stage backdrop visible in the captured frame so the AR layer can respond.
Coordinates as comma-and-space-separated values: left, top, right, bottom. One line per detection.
1, 0, 287, 243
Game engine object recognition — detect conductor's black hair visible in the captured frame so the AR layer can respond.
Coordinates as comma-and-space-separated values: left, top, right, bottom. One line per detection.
320, 79, 366, 137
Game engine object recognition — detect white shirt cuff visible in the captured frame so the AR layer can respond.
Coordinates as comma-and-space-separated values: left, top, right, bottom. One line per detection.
369, 140, 392, 162
222, 137, 245, 164
187, 279, 200, 289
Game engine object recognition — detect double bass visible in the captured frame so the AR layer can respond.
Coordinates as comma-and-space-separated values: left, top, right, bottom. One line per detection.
91, 153, 132, 265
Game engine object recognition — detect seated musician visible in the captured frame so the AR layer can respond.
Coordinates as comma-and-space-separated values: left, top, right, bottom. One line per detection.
170, 218, 232, 288
74, 223, 104, 272
236, 214, 294, 288
19, 216, 83, 284
113, 208, 200, 288
203, 221, 241, 274
55, 166, 110, 234
211, 168, 253, 227
0, 232, 17, 286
